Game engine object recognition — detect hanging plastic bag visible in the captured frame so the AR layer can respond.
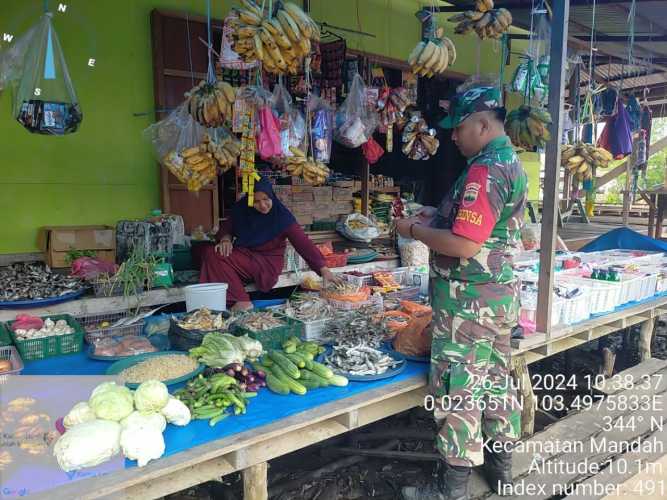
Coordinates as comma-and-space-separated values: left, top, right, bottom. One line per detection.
1, 13, 82, 134
308, 95, 334, 163
362, 137, 384, 164
256, 106, 282, 160
219, 12, 258, 70
397, 235, 429, 267
272, 83, 306, 157
144, 103, 217, 192
335, 73, 378, 148
336, 213, 380, 242
392, 302, 433, 357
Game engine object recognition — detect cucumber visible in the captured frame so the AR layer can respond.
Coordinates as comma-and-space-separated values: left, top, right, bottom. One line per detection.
295, 347, 314, 361
285, 377, 307, 395
286, 353, 305, 368
265, 372, 289, 395
300, 369, 330, 387
261, 357, 274, 367
269, 350, 300, 379
299, 378, 320, 390
290, 351, 313, 369
270, 362, 296, 384
310, 361, 334, 379
328, 374, 349, 387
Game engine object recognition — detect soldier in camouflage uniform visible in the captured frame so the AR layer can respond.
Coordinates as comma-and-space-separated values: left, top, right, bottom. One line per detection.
397, 84, 526, 500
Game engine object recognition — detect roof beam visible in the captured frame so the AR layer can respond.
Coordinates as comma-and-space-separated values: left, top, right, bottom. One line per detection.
436, 0, 657, 12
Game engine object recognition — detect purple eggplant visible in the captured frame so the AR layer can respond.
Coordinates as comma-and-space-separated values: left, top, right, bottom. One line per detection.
238, 382, 247, 391
247, 375, 255, 384
226, 369, 236, 377
240, 367, 249, 377
246, 383, 259, 392
258, 380, 266, 388
255, 370, 266, 379
233, 363, 243, 372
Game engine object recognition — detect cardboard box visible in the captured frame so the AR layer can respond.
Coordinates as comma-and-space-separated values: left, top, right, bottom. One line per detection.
333, 187, 355, 201
333, 180, 354, 188
312, 186, 333, 202
292, 191, 315, 202
313, 204, 333, 218
333, 202, 355, 214
39, 225, 116, 268
289, 202, 311, 214
291, 185, 314, 193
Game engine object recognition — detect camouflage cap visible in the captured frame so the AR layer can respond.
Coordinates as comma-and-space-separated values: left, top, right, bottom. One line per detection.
439, 86, 502, 129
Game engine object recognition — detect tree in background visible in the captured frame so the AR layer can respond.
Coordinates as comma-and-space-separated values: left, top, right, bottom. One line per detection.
604, 117, 667, 203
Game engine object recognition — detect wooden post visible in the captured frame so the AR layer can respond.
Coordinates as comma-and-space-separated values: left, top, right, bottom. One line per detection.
648, 193, 657, 238
656, 194, 665, 240
622, 153, 632, 226
243, 462, 268, 500
361, 159, 370, 216
511, 355, 534, 437
639, 319, 656, 361
536, 0, 570, 336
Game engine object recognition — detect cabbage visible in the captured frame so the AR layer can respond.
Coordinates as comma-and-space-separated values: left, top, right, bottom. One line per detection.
161, 397, 191, 426
120, 426, 165, 467
134, 380, 169, 413
53, 419, 122, 472
89, 384, 134, 422
233, 335, 263, 361
120, 411, 166, 433
90, 381, 126, 399
63, 402, 96, 429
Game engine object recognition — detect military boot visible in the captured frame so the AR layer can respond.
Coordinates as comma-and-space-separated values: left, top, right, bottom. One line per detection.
401, 461, 471, 500
483, 444, 513, 495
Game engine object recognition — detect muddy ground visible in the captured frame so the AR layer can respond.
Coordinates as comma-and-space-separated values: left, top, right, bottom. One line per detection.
165, 319, 667, 500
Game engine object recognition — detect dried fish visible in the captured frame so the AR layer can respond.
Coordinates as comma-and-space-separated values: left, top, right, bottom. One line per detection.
325, 342, 402, 376
0, 263, 83, 302
284, 293, 332, 322
176, 307, 228, 331
321, 307, 386, 347
236, 311, 285, 332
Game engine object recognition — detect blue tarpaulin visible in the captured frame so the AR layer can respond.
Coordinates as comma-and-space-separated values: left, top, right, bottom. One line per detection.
580, 227, 667, 253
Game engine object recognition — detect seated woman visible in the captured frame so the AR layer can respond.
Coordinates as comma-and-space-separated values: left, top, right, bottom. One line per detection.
200, 177, 338, 311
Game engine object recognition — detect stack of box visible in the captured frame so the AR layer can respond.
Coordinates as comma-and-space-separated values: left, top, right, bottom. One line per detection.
273, 184, 355, 227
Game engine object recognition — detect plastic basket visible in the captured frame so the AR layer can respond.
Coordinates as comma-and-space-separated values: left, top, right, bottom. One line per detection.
0, 323, 12, 347
327, 293, 384, 313
559, 290, 590, 325
7, 314, 84, 361
78, 310, 151, 344
234, 313, 298, 350
325, 253, 348, 268
290, 316, 332, 342
0, 346, 24, 375
169, 310, 231, 351
618, 275, 643, 304
557, 276, 621, 315
342, 268, 418, 299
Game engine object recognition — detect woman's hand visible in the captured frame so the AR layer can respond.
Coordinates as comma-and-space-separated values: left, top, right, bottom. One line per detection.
215, 238, 233, 257
320, 267, 341, 284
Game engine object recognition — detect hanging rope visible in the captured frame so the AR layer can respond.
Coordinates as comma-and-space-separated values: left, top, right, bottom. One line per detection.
627, 0, 637, 68
499, 34, 509, 104
205, 0, 215, 84
185, 14, 195, 88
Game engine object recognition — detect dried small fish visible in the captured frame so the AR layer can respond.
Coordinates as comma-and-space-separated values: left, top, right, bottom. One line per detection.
322, 307, 386, 347
236, 311, 285, 332
325, 342, 402, 376
284, 293, 332, 322
0, 263, 83, 302
177, 307, 228, 331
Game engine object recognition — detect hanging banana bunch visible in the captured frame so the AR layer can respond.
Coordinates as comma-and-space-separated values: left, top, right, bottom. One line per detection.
505, 105, 552, 150
186, 80, 236, 128
239, 111, 261, 205
208, 135, 241, 173
561, 143, 613, 180
449, 0, 512, 40
407, 27, 457, 78
230, 0, 320, 76
284, 146, 330, 185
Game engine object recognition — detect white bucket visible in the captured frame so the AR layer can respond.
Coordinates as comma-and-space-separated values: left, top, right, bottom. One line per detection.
184, 283, 228, 312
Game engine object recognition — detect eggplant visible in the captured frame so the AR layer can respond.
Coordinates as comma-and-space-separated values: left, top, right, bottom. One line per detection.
233, 363, 243, 372
246, 383, 259, 392
226, 369, 236, 377
255, 370, 266, 379
258, 380, 266, 388
247, 375, 255, 384
240, 367, 249, 377
238, 383, 247, 391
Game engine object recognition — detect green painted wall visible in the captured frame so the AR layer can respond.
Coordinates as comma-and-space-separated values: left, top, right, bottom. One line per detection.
0, 0, 532, 253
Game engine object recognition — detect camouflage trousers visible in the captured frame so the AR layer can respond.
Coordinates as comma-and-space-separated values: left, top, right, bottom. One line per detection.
429, 277, 521, 467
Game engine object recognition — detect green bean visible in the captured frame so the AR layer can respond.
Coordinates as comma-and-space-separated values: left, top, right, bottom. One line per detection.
209, 413, 229, 426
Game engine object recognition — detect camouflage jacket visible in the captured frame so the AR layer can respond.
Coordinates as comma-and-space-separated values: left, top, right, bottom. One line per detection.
430, 135, 527, 286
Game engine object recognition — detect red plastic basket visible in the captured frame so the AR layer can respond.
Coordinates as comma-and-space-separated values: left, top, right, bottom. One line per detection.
325, 253, 348, 268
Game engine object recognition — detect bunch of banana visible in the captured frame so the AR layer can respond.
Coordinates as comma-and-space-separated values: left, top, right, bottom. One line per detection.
505, 105, 552, 150
407, 33, 457, 78
449, 2, 512, 40
163, 144, 218, 193
401, 115, 439, 160
285, 146, 330, 185
230, 0, 320, 75
206, 135, 241, 173
561, 143, 613, 180
185, 80, 236, 128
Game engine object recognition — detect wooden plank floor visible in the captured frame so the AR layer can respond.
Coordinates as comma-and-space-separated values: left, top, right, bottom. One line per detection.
559, 222, 648, 251
468, 359, 667, 499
